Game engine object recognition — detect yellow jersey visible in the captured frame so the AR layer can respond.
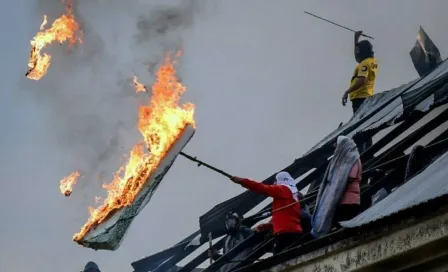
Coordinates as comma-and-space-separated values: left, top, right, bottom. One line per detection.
349, 57, 378, 100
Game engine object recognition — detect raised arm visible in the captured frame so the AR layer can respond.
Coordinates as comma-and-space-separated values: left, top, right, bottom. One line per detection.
231, 177, 289, 198
354, 30, 363, 58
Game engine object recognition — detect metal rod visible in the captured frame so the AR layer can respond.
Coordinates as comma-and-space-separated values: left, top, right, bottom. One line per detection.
221, 258, 262, 264
208, 232, 213, 265
304, 11, 374, 40
179, 152, 233, 179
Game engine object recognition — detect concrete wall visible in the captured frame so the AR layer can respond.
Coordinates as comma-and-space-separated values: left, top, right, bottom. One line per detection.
263, 211, 448, 272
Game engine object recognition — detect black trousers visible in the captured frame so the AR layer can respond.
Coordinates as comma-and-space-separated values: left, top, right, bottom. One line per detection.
273, 232, 303, 255
351, 98, 373, 152
351, 98, 366, 113
333, 204, 361, 226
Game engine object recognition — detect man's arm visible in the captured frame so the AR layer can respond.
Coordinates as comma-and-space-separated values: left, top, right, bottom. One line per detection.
211, 253, 222, 261
354, 30, 363, 58
242, 227, 254, 238
342, 76, 367, 106
236, 178, 289, 198
254, 220, 273, 233
348, 160, 361, 180
208, 248, 222, 261
346, 76, 367, 95
342, 62, 370, 106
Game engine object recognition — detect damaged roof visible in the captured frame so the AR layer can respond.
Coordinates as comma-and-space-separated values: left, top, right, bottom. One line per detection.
234, 146, 448, 272
131, 33, 448, 272
198, 59, 448, 239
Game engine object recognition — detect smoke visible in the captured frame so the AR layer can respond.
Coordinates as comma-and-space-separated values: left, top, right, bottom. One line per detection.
24, 0, 203, 197
135, 0, 198, 44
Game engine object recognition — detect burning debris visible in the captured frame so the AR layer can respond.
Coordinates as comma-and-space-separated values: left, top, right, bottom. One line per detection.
73, 55, 196, 250
76, 126, 194, 250
60, 171, 81, 197
133, 76, 147, 93
26, 0, 82, 80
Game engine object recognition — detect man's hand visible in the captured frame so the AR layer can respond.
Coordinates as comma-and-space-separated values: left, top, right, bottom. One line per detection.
231, 176, 244, 184
342, 92, 348, 106
208, 248, 219, 259
355, 30, 363, 41
254, 223, 273, 233
254, 225, 264, 233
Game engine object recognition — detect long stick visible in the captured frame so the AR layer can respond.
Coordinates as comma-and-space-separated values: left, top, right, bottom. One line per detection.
304, 11, 374, 40
179, 152, 233, 179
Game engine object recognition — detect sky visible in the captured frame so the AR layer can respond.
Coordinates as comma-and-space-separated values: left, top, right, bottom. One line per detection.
1, 0, 448, 271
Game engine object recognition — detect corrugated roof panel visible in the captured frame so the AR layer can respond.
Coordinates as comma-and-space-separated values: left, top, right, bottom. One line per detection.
341, 150, 448, 228
351, 97, 403, 134
404, 60, 448, 93
309, 59, 448, 154
305, 86, 409, 153
414, 94, 434, 112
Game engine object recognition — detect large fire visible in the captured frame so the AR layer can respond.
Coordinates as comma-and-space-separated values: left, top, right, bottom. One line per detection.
60, 171, 81, 197
26, 0, 82, 80
73, 54, 195, 241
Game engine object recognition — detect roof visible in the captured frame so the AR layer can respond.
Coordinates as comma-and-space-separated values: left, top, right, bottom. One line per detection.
197, 82, 411, 238
198, 59, 448, 239
130, 231, 200, 271
341, 150, 448, 228
131, 44, 448, 272
234, 148, 448, 272
216, 63, 448, 271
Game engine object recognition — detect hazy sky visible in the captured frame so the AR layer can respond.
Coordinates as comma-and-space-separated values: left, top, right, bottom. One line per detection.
1, 0, 448, 271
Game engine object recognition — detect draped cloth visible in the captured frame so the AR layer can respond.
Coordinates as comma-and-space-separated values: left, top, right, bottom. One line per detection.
275, 171, 298, 201
311, 136, 360, 238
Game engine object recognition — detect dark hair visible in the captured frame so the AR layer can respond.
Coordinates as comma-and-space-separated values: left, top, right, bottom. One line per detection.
226, 212, 241, 221
225, 212, 241, 233
83, 262, 100, 272
356, 40, 374, 60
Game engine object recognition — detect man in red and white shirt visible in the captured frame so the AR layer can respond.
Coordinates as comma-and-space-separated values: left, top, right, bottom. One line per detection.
231, 172, 302, 254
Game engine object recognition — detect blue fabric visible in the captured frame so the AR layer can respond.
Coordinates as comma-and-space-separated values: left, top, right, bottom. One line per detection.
312, 136, 360, 238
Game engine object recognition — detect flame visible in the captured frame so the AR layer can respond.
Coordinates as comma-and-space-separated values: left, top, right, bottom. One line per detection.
26, 0, 82, 80
133, 76, 147, 93
73, 54, 195, 241
60, 171, 81, 197
40, 15, 48, 30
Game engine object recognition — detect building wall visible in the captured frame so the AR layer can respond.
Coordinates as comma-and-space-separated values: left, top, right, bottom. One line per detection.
264, 210, 448, 272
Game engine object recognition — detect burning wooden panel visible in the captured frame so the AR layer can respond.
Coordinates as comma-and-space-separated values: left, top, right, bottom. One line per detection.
25, 0, 82, 80
75, 125, 195, 250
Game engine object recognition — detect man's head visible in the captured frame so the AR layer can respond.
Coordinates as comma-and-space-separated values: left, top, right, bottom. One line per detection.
274, 171, 294, 186
355, 40, 374, 63
225, 212, 241, 235
83, 261, 100, 272
334, 135, 358, 154
275, 171, 299, 200
335, 135, 351, 150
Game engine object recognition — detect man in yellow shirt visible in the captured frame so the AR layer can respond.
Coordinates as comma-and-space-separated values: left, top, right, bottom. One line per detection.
342, 31, 378, 114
